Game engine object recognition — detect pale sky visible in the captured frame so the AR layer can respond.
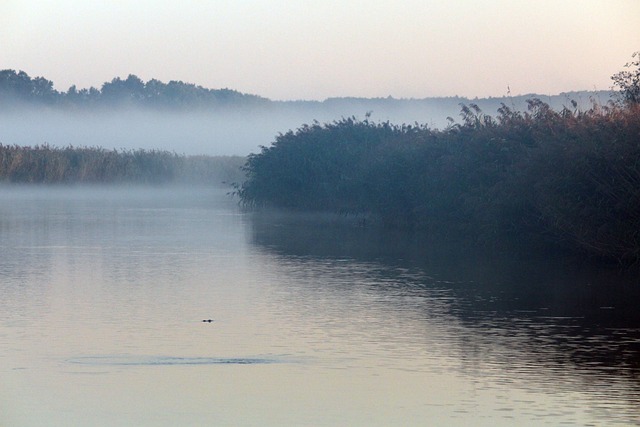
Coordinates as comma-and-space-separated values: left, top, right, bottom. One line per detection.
1, 0, 639, 100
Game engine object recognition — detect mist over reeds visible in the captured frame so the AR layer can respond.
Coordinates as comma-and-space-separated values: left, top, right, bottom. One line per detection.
0, 144, 245, 185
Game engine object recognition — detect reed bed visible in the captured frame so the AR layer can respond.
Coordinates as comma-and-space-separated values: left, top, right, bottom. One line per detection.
238, 101, 640, 264
0, 144, 245, 185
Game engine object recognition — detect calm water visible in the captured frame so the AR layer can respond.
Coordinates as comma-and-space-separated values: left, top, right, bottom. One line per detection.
1, 186, 639, 427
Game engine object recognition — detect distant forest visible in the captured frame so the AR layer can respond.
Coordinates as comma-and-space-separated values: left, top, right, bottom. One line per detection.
0, 70, 268, 109
0, 68, 612, 115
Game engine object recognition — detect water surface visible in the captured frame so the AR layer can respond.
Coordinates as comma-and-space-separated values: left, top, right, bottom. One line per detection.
1, 186, 639, 426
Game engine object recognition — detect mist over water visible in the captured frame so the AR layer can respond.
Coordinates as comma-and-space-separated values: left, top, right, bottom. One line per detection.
1, 186, 638, 426
1, 108, 286, 155
0, 92, 608, 155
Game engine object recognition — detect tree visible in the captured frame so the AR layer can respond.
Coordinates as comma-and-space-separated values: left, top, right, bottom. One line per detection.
611, 51, 640, 105
0, 70, 58, 103
100, 74, 146, 104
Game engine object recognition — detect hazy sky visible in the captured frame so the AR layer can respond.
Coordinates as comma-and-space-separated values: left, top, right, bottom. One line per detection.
1, 0, 639, 100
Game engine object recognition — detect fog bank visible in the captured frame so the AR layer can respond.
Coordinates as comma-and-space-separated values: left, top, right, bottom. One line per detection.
0, 92, 610, 155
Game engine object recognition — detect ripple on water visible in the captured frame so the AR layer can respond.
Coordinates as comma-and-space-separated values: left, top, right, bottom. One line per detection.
66, 355, 289, 366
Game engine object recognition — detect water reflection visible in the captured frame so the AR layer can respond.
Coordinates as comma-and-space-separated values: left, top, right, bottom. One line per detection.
247, 210, 640, 424
2, 187, 639, 426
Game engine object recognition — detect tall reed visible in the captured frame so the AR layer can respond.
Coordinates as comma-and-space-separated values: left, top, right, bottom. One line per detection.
238, 101, 640, 264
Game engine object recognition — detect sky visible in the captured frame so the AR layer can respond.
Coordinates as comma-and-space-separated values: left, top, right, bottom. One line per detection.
1, 0, 639, 101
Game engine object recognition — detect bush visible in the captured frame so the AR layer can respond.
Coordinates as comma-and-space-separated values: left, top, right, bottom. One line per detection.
238, 101, 640, 264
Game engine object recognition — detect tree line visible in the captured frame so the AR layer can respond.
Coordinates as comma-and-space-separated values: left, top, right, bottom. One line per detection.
1, 69, 612, 118
237, 53, 640, 264
0, 70, 267, 109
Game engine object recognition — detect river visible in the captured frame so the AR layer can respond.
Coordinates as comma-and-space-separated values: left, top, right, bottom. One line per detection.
1, 186, 639, 426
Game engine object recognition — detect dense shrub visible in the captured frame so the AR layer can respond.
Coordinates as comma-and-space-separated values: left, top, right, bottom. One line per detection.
238, 102, 640, 263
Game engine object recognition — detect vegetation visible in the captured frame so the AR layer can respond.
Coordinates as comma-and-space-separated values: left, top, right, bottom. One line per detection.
0, 69, 612, 118
3, 55, 638, 263
0, 144, 245, 185
0, 70, 267, 109
612, 51, 640, 106
238, 54, 640, 264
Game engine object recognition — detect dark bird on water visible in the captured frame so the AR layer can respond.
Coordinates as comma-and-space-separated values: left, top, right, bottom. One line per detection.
202, 319, 214, 323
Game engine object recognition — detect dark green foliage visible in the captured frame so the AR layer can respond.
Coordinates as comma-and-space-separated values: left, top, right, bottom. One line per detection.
0, 145, 245, 186
239, 118, 403, 212
0, 70, 57, 104
238, 102, 640, 264
0, 70, 266, 109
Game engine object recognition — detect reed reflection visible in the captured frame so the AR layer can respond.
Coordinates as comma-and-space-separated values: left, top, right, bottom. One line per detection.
247, 210, 640, 414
